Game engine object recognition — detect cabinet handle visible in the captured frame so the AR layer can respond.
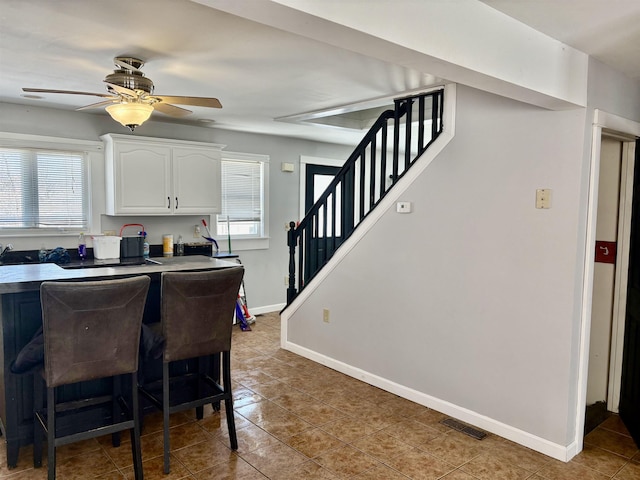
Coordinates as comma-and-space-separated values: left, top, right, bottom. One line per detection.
167, 196, 170, 209
175, 197, 179, 209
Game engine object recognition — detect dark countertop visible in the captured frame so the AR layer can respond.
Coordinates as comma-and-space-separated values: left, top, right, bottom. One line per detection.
0, 255, 240, 294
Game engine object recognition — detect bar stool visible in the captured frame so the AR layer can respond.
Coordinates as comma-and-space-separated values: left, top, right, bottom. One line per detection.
138, 267, 244, 474
34, 276, 150, 480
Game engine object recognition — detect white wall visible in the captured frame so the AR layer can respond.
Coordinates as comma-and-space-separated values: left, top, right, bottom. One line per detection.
0, 102, 352, 311
286, 85, 588, 457
588, 58, 640, 124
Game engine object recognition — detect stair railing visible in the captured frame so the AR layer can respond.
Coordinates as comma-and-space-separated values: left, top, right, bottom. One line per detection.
287, 89, 444, 304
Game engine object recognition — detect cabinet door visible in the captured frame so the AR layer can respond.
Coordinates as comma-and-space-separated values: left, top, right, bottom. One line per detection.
172, 146, 221, 214
114, 142, 173, 214
1, 291, 43, 467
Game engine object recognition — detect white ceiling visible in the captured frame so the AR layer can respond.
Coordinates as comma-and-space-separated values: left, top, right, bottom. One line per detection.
481, 0, 640, 79
1, 0, 638, 146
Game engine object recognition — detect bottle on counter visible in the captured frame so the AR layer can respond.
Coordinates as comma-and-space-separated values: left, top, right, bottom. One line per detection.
78, 233, 87, 261
162, 234, 173, 257
177, 235, 184, 256
142, 231, 150, 258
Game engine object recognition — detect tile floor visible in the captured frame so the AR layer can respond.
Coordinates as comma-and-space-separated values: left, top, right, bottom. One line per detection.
1, 312, 639, 479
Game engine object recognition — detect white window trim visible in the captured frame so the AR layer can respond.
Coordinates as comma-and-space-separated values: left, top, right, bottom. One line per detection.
0, 132, 102, 238
218, 150, 270, 252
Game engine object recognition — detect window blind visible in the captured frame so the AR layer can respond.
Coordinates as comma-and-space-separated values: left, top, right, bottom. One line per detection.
218, 159, 263, 236
0, 148, 88, 229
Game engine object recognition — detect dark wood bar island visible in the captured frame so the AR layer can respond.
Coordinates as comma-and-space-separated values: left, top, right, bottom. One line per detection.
0, 256, 239, 468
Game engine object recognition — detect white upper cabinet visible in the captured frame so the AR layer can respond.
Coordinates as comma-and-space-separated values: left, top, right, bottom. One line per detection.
102, 134, 224, 215
172, 146, 222, 214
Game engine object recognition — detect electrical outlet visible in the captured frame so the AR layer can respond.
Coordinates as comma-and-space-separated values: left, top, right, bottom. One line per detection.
323, 308, 330, 323
193, 225, 201, 238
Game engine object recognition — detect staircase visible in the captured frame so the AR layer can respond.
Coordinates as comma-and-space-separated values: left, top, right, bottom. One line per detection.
287, 88, 445, 305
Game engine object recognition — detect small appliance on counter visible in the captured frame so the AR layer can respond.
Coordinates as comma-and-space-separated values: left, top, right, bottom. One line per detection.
120, 224, 145, 258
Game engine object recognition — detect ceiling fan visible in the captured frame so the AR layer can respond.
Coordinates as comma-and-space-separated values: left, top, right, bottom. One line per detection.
23, 57, 222, 131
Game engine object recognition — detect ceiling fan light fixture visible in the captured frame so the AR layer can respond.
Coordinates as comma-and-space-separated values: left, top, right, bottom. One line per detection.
106, 102, 153, 131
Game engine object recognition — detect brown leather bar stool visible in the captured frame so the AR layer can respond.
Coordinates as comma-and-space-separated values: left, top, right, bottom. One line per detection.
34, 276, 150, 480
138, 267, 244, 474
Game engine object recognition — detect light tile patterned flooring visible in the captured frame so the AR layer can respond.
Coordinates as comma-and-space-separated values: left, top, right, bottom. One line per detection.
1, 312, 639, 479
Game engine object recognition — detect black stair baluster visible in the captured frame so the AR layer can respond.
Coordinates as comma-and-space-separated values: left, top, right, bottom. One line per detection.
343, 164, 354, 239
359, 154, 366, 222
298, 227, 305, 289
380, 121, 388, 198
418, 95, 425, 153
287, 221, 297, 303
393, 99, 401, 183
340, 171, 347, 246
304, 222, 311, 285
370, 134, 377, 209
404, 98, 413, 171
314, 214, 320, 276
321, 200, 328, 267
330, 182, 338, 251
433, 91, 441, 141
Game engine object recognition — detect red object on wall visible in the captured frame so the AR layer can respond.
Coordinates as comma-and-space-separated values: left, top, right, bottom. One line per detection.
595, 241, 617, 264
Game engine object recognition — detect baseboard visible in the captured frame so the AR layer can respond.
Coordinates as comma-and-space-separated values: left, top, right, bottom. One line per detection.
251, 303, 285, 316
282, 338, 575, 462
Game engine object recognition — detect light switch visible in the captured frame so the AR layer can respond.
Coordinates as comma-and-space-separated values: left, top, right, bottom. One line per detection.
396, 201, 412, 213
536, 189, 551, 209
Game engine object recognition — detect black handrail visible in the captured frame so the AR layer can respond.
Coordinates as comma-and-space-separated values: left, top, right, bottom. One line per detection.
287, 89, 444, 304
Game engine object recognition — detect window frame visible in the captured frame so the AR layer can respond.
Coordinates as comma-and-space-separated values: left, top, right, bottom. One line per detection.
216, 151, 270, 251
0, 133, 101, 238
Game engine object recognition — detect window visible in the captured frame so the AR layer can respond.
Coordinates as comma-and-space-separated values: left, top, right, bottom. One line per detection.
0, 147, 89, 231
216, 152, 268, 238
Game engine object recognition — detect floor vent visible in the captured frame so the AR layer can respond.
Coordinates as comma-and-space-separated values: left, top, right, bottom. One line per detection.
441, 418, 487, 440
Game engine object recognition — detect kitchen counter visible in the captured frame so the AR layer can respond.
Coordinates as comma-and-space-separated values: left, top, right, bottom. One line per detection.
0, 255, 239, 294
0, 255, 242, 468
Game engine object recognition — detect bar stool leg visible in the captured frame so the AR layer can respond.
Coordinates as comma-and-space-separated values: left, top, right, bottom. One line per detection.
112, 376, 122, 447
222, 352, 238, 450
33, 375, 44, 468
130, 372, 144, 480
47, 387, 56, 480
211, 353, 221, 412
162, 362, 171, 474
196, 357, 206, 420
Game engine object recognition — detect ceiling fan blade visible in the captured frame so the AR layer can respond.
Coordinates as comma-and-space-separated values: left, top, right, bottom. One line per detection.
22, 88, 113, 98
153, 102, 192, 118
76, 99, 118, 111
104, 82, 138, 98
153, 95, 222, 108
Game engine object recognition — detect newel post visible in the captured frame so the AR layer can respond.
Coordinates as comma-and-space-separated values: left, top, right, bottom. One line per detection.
287, 221, 297, 304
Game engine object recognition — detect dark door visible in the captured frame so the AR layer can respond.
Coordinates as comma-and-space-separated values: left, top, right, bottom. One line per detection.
305, 164, 341, 213
620, 139, 640, 447
304, 164, 342, 282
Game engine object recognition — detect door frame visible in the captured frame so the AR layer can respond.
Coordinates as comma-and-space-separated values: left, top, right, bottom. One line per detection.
576, 109, 640, 455
606, 138, 636, 411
